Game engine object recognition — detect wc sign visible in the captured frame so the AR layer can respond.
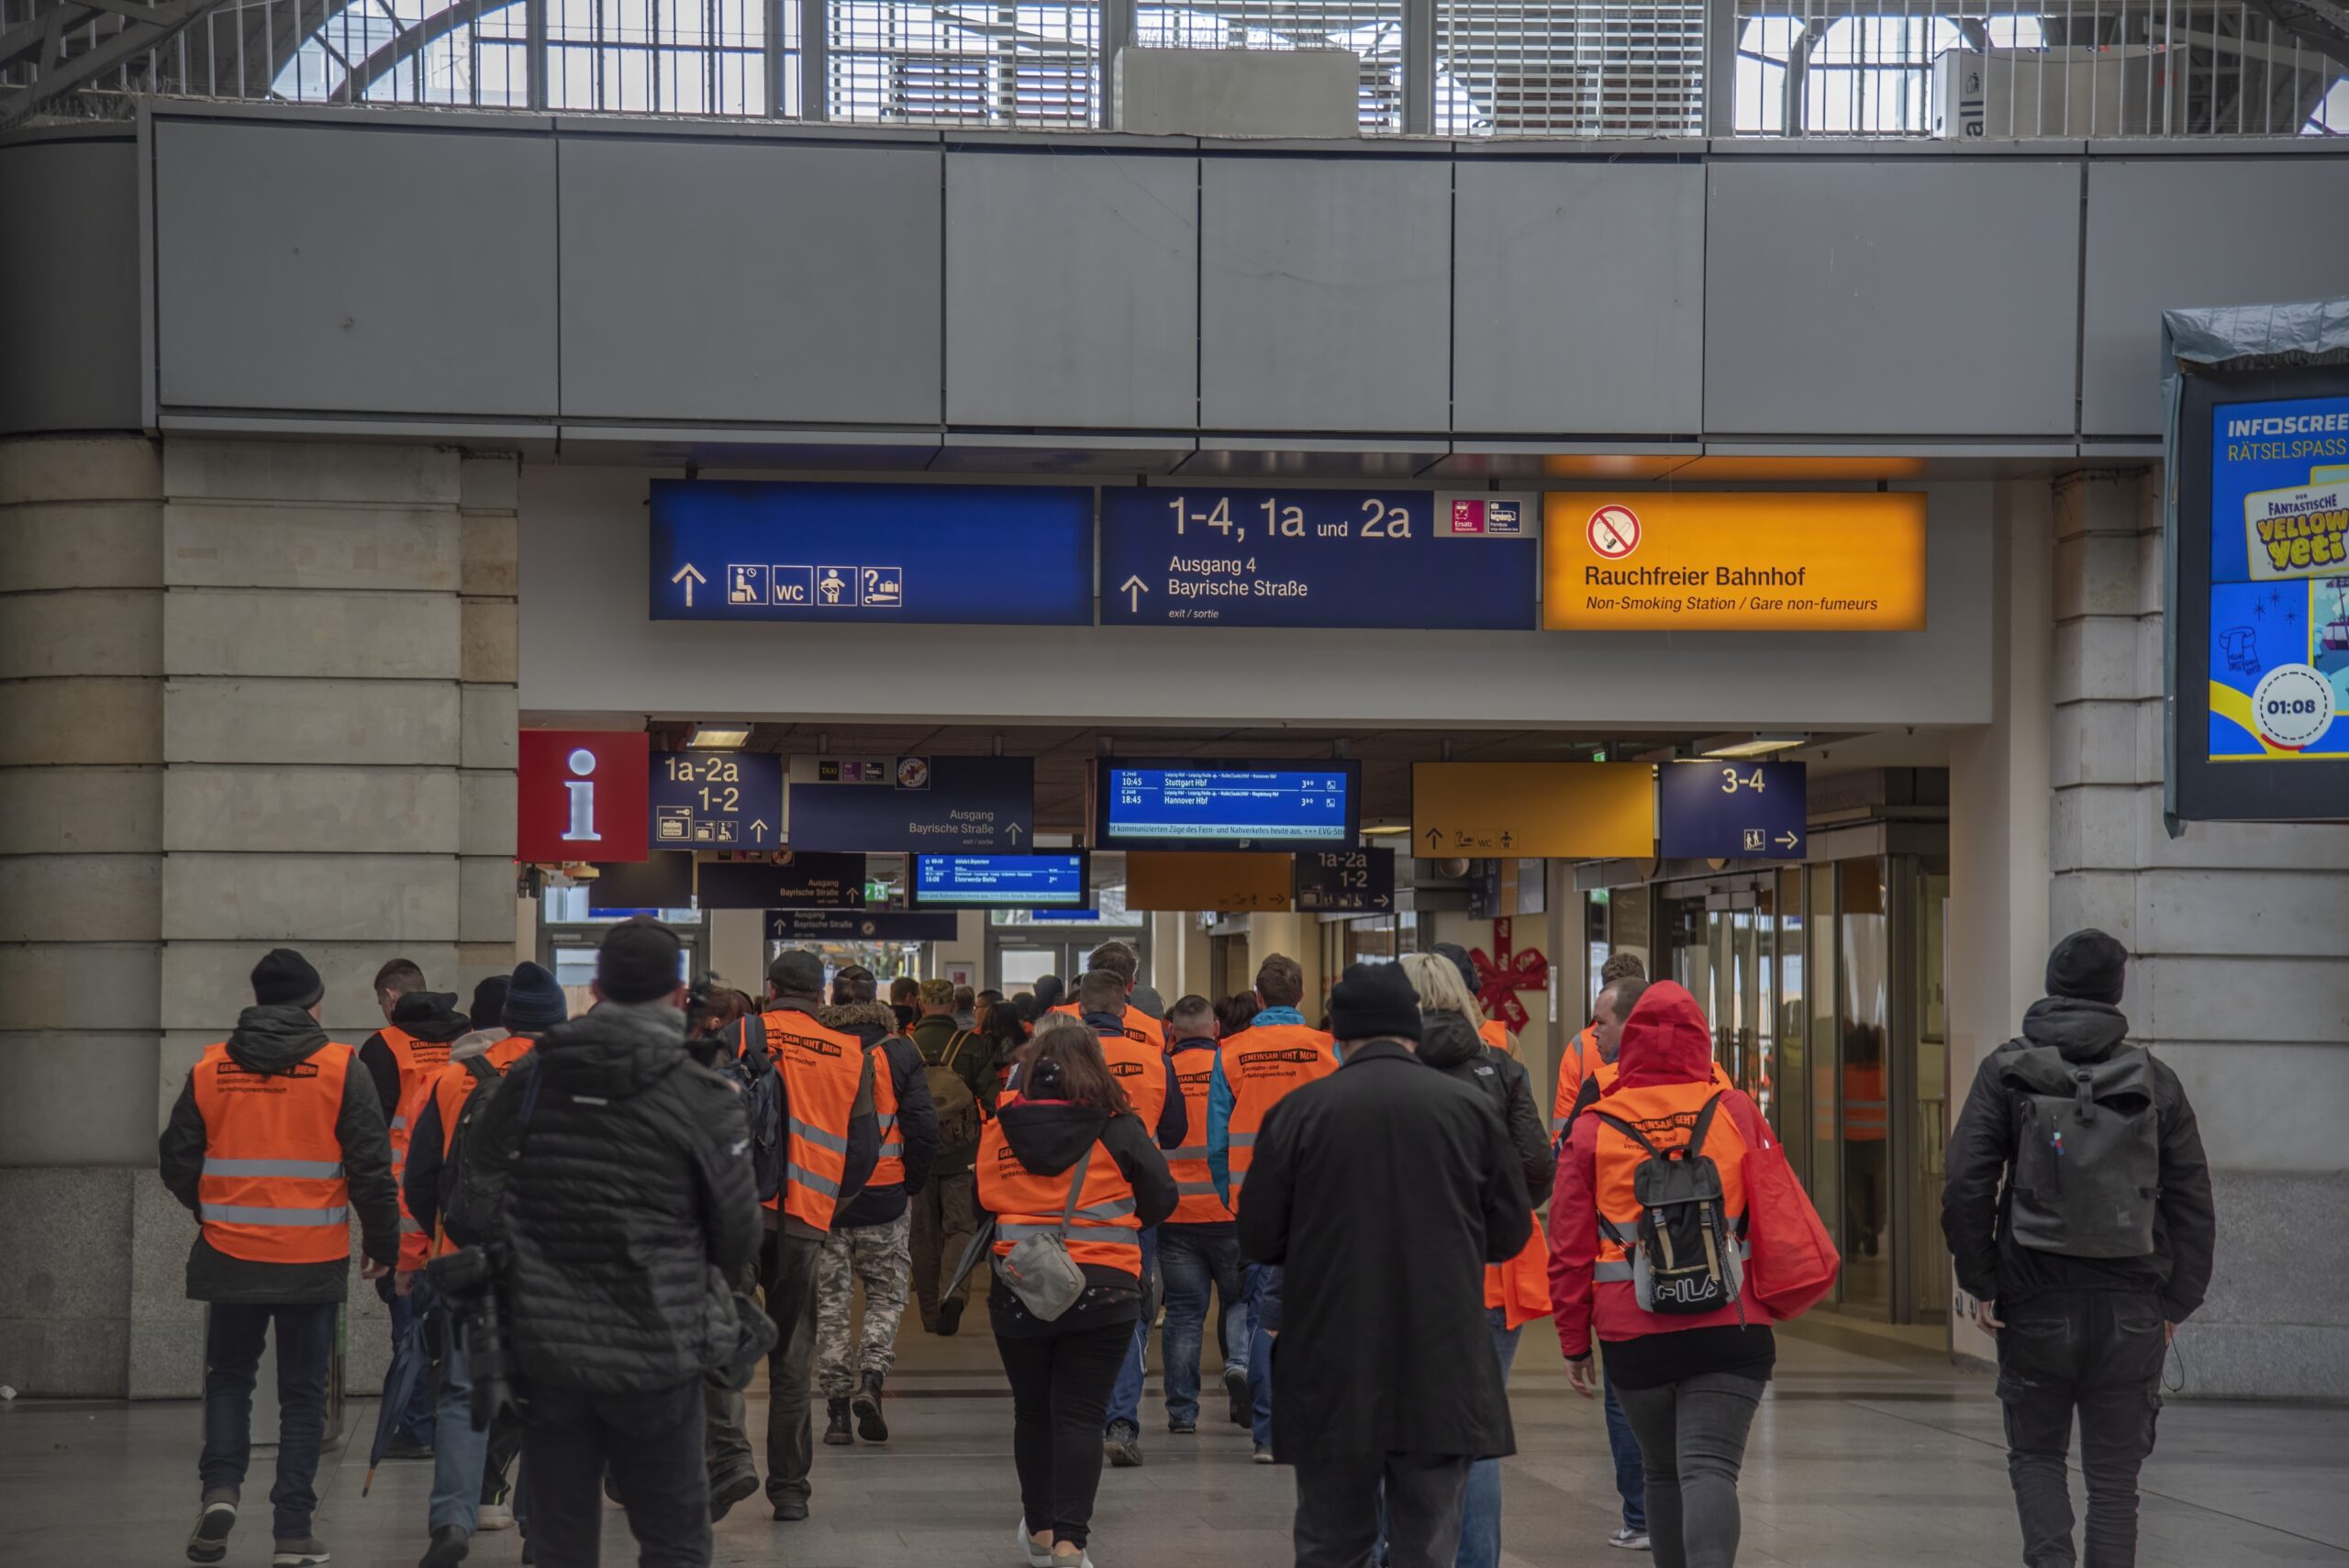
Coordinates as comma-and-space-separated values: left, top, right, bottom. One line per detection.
518, 730, 650, 862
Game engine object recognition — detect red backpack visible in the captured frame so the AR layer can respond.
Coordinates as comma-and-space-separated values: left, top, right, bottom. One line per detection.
1741, 1119, 1840, 1319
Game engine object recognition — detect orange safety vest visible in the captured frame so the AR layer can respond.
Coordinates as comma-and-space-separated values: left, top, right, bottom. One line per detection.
1552, 1025, 1598, 1135
1097, 1030, 1170, 1134
753, 1010, 869, 1231
191, 1040, 356, 1265
1219, 1023, 1339, 1203
1052, 1000, 1166, 1051
1579, 1054, 1737, 1111
870, 1040, 905, 1189
1842, 1063, 1887, 1141
1587, 1078, 1753, 1282
977, 1117, 1143, 1276
380, 1025, 453, 1248
1479, 1018, 1511, 1053
418, 1037, 532, 1258
1164, 1045, 1232, 1225
1485, 1226, 1553, 1329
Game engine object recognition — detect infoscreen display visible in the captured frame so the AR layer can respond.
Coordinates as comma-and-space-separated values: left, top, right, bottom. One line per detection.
909, 853, 1089, 908
1094, 760, 1361, 850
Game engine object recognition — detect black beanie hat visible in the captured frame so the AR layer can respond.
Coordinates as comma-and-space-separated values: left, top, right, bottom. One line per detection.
469, 974, 510, 1032
598, 917, 683, 1005
502, 962, 567, 1030
2046, 929, 2129, 1005
251, 948, 324, 1009
1431, 942, 1480, 998
1327, 962, 1423, 1044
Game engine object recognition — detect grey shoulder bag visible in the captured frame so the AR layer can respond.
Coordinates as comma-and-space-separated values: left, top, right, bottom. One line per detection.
992, 1160, 1091, 1320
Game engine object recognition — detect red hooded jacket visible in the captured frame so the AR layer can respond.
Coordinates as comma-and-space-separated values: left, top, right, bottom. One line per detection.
1548, 980, 1779, 1361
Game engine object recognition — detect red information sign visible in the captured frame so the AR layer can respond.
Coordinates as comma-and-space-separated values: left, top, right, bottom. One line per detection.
518, 730, 649, 863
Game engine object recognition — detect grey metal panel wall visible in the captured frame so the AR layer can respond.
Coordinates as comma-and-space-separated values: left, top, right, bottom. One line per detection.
561, 137, 942, 427
0, 138, 141, 435
2081, 159, 2349, 438
1703, 157, 2082, 438
153, 119, 557, 417
946, 150, 1199, 429
1199, 156, 1452, 433
1452, 158, 1704, 436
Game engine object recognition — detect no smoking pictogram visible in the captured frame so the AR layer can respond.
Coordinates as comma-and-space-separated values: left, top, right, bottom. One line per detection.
1587, 505, 1641, 559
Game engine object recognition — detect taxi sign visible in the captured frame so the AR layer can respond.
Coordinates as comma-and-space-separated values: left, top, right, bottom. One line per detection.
1410, 762, 1654, 860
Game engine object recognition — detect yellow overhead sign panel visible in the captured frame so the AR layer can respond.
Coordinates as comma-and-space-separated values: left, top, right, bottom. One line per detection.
1125, 851, 1294, 913
1410, 763, 1655, 860
1542, 492, 1927, 631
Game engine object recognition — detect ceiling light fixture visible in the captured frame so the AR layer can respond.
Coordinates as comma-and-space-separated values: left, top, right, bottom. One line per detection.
1361, 824, 1411, 837
687, 725, 751, 750
1698, 734, 1807, 760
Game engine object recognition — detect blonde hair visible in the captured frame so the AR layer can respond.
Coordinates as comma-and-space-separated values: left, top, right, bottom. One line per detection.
1400, 951, 1488, 1031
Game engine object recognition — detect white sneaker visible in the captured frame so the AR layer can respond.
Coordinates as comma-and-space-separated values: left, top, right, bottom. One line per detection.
476, 1503, 515, 1531
1017, 1518, 1053, 1568
1608, 1527, 1651, 1551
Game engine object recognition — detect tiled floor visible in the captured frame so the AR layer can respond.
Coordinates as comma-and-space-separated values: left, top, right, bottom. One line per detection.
6, 1312, 2345, 1567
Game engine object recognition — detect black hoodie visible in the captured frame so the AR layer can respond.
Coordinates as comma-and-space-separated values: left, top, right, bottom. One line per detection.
982, 1099, 1176, 1339
158, 1005, 401, 1304
1419, 1010, 1556, 1212
1943, 996, 2216, 1321
358, 990, 473, 1122
822, 1000, 941, 1229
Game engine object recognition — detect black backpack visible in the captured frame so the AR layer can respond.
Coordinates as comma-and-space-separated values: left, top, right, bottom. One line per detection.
1996, 1044, 2161, 1259
1594, 1092, 1744, 1317
440, 1055, 524, 1249
720, 1042, 784, 1204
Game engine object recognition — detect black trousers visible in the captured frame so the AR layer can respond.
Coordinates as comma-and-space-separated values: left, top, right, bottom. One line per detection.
995, 1315, 1135, 1550
763, 1228, 826, 1507
1998, 1290, 2166, 1568
1293, 1452, 1474, 1568
522, 1379, 709, 1568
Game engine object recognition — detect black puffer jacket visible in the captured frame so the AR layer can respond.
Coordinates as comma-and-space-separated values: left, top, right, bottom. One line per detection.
158, 1005, 401, 1305
1420, 1010, 1557, 1211
823, 1001, 941, 1229
474, 999, 760, 1393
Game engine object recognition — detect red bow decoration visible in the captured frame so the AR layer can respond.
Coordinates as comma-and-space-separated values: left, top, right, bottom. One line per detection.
1471, 917, 1550, 1035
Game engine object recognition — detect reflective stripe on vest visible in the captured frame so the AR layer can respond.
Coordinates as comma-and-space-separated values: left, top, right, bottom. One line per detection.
191, 1039, 356, 1266
869, 1040, 907, 1188
978, 1120, 1145, 1275
1219, 1024, 1337, 1204
1166, 1047, 1231, 1224
1594, 1240, 1750, 1283
762, 1012, 867, 1231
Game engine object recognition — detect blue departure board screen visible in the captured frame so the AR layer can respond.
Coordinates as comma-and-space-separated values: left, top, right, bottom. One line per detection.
909, 853, 1089, 908
1095, 760, 1360, 850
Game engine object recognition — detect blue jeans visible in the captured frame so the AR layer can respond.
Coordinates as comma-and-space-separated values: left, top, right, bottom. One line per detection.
1106, 1227, 1159, 1432
429, 1305, 491, 1534
1604, 1363, 1648, 1532
1160, 1225, 1248, 1428
382, 1273, 436, 1445
200, 1301, 338, 1540
1455, 1307, 1522, 1568
1247, 1262, 1283, 1448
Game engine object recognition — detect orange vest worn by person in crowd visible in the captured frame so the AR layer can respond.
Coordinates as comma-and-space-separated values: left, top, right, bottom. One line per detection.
1842, 1062, 1888, 1140
1165, 1044, 1232, 1225
1479, 1018, 1512, 1053
1465, 1020, 1551, 1328
976, 1118, 1143, 1275
1052, 1000, 1166, 1051
1575, 1054, 1738, 1120
1219, 1023, 1339, 1204
380, 1024, 454, 1260
418, 1036, 532, 1258
1097, 1031, 1171, 1133
751, 1009, 869, 1231
870, 1041, 906, 1188
1552, 1025, 1598, 1137
191, 1040, 356, 1265
1587, 1080, 1755, 1305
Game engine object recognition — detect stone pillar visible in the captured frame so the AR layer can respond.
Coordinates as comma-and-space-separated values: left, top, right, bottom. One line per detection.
0, 435, 518, 1399
2048, 468, 2349, 1398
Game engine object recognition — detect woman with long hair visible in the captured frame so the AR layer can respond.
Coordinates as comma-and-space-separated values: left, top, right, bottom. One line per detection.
978, 1018, 1175, 1568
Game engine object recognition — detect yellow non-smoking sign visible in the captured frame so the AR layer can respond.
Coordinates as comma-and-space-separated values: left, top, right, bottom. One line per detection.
1542, 493, 1928, 631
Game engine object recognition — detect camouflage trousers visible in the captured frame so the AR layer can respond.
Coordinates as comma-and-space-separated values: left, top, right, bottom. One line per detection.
815, 1209, 912, 1399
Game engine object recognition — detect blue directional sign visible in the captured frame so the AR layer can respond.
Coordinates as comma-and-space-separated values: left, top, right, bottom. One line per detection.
911, 853, 1088, 908
788, 755, 1035, 853
1095, 760, 1359, 849
586, 853, 694, 912
650, 481, 1093, 626
696, 853, 870, 911
1294, 847, 1396, 913
649, 751, 784, 850
1099, 488, 1537, 629
1656, 762, 1808, 860
765, 910, 961, 943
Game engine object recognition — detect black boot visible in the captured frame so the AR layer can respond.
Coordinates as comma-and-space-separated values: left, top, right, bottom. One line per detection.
852, 1371, 889, 1443
823, 1397, 853, 1446
419, 1525, 471, 1567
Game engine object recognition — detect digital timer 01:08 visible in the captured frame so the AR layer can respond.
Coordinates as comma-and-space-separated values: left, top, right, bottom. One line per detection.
1165, 495, 1415, 543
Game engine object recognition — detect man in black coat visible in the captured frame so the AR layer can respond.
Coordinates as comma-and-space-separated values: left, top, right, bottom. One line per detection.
468, 917, 762, 1567
1237, 963, 1532, 1568
1943, 929, 2216, 1568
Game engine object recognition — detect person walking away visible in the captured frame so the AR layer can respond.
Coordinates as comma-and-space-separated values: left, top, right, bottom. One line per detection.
1030, 974, 1066, 1015
1051, 940, 1166, 1048
402, 962, 565, 1565
979, 1001, 1030, 1096
1077, 968, 1187, 1467
1551, 980, 1780, 1568
1155, 995, 1252, 1439
908, 976, 997, 1335
362, 959, 472, 1461
1402, 954, 1556, 1568
161, 948, 400, 1568
814, 982, 940, 1447
890, 975, 921, 1034
1554, 953, 1648, 1139
1239, 964, 1531, 1568
980, 1019, 1177, 1568
954, 984, 980, 1029
1942, 930, 2215, 1568
1205, 955, 1339, 1463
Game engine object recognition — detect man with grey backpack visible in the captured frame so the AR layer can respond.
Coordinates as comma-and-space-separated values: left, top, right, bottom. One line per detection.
1943, 929, 2216, 1568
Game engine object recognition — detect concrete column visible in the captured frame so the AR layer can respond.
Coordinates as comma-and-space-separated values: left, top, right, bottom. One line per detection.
2047, 468, 2349, 1398
0, 435, 519, 1400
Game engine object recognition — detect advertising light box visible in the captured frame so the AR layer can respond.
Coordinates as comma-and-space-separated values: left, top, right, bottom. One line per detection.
910, 853, 1089, 909
1094, 760, 1361, 851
